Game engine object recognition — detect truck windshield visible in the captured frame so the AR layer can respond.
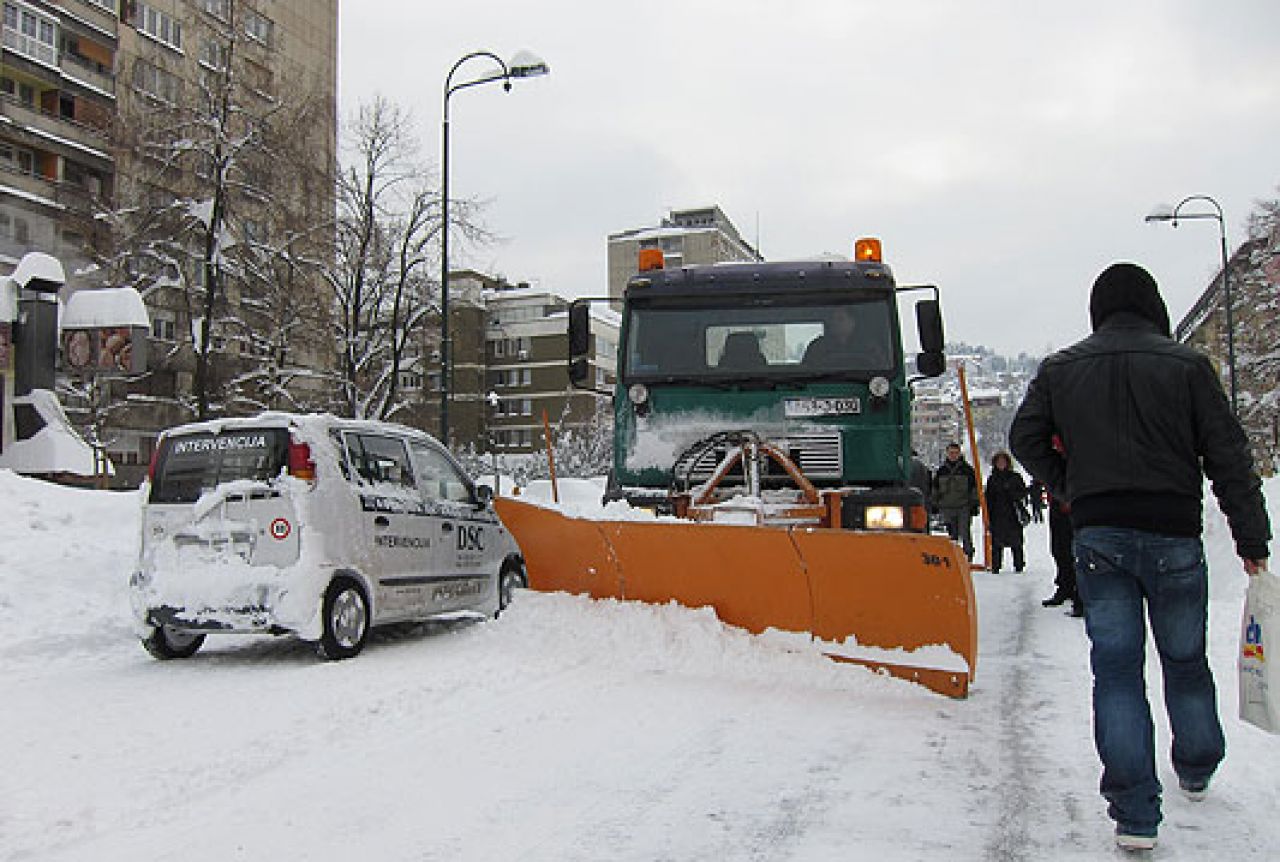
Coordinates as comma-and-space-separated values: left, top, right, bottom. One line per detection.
623, 296, 897, 381
149, 429, 290, 504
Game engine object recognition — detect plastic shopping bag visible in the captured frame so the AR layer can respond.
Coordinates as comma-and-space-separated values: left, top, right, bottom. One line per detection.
1239, 570, 1280, 734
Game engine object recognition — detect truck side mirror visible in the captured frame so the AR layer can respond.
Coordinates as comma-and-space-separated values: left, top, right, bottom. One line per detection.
916, 299, 943, 352
569, 300, 590, 360
915, 298, 945, 379
568, 301, 592, 386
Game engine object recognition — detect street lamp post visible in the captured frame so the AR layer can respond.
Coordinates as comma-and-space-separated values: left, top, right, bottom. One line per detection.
440, 50, 549, 445
1145, 194, 1237, 415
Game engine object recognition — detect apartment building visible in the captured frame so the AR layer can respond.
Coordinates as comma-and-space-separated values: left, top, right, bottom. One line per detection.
606, 204, 761, 300
2, 0, 338, 485
398, 271, 618, 454
483, 279, 617, 454
910, 391, 963, 466
1, 0, 117, 279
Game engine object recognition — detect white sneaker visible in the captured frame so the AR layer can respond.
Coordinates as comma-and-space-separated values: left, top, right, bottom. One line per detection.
1115, 830, 1158, 851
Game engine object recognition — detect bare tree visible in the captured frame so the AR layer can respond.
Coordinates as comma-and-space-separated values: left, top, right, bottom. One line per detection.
91, 0, 335, 424
329, 96, 489, 421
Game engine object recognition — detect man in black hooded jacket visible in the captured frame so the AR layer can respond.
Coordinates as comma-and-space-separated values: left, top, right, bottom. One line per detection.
1010, 262, 1270, 852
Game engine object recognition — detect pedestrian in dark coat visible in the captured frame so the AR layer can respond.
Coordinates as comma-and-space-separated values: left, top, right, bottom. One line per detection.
931, 442, 978, 560
1042, 490, 1081, 616
984, 451, 1027, 572
1009, 262, 1271, 851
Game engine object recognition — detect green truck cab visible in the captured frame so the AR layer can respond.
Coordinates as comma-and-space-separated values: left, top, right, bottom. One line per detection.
569, 241, 945, 527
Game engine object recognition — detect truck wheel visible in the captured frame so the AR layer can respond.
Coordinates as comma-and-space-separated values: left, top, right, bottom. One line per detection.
496, 562, 526, 617
142, 626, 205, 660
317, 578, 370, 660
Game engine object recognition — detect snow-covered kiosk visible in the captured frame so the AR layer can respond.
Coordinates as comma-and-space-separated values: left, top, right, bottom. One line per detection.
0, 253, 149, 483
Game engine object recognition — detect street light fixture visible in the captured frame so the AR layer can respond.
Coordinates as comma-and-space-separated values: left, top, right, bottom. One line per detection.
1144, 194, 1237, 415
440, 49, 549, 444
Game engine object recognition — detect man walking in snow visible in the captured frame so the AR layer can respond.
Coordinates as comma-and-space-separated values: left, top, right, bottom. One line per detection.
1010, 262, 1271, 852
932, 442, 979, 560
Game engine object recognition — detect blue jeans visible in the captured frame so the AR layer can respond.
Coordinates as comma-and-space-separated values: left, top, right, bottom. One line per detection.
1073, 527, 1225, 834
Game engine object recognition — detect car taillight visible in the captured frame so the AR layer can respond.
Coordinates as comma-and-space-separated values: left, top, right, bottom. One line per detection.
146, 441, 161, 483
288, 440, 316, 481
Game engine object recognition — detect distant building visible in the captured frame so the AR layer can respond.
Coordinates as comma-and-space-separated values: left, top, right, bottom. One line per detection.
911, 393, 963, 466
417, 272, 619, 454
607, 205, 761, 300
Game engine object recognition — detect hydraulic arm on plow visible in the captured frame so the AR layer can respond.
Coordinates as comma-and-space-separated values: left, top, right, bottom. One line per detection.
500, 238, 979, 697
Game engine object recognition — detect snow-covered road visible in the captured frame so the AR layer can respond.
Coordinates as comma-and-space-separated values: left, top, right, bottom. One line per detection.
1, 471, 1277, 861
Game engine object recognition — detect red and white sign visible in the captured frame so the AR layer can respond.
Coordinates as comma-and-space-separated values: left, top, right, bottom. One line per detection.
269, 518, 292, 540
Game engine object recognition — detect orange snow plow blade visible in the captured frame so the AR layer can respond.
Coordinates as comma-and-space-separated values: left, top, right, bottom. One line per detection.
496, 497, 977, 698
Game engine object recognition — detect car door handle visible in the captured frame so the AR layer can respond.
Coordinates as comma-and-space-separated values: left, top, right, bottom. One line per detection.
374, 515, 390, 528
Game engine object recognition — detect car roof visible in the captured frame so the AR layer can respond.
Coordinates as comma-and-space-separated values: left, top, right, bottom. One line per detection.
159, 412, 443, 448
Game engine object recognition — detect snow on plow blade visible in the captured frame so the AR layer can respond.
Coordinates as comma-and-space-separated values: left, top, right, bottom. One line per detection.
496, 497, 977, 698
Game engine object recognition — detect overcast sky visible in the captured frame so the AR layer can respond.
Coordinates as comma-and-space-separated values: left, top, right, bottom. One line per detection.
338, 0, 1280, 357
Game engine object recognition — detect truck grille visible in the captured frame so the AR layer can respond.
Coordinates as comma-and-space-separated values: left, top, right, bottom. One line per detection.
685, 433, 843, 483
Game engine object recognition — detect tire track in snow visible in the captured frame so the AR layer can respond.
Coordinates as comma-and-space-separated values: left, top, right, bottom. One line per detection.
983, 575, 1039, 862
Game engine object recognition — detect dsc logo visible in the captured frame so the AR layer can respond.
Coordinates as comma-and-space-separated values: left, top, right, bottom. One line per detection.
456, 525, 484, 552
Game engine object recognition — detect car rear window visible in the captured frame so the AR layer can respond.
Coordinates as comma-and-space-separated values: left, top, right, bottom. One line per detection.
149, 429, 290, 504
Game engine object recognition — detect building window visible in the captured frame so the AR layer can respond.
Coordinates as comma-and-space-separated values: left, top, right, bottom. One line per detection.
199, 38, 228, 71
135, 2, 182, 51
86, 0, 116, 12
491, 368, 532, 388
490, 336, 530, 358
494, 429, 533, 449
132, 58, 181, 104
0, 211, 31, 244
3, 2, 58, 66
0, 142, 35, 175
398, 371, 423, 391
494, 398, 533, 418
151, 314, 176, 342
202, 0, 229, 22
243, 9, 273, 46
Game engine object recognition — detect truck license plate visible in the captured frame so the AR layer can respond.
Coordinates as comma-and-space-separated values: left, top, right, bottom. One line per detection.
784, 397, 861, 417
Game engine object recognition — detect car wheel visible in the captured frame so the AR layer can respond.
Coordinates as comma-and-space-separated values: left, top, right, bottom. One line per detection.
496, 562, 526, 617
317, 578, 370, 660
142, 625, 206, 660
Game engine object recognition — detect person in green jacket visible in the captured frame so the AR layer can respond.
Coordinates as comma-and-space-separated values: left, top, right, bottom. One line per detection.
931, 442, 979, 560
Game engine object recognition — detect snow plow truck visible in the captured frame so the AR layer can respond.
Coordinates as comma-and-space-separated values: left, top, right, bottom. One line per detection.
495, 238, 977, 697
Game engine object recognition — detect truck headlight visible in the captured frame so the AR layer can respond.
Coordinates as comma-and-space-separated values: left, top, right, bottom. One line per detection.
865, 505, 905, 530
869, 376, 891, 398
628, 383, 649, 405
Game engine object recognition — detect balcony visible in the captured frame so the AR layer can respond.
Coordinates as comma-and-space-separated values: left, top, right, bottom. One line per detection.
0, 164, 64, 211
2, 26, 57, 68
0, 162, 102, 215
1, 93, 112, 165
59, 51, 117, 99
65, 1, 121, 38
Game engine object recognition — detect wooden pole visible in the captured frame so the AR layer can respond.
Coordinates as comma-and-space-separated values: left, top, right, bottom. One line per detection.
541, 409, 559, 504
956, 362, 990, 570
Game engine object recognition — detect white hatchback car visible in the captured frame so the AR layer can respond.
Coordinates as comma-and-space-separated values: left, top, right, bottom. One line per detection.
130, 413, 525, 660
